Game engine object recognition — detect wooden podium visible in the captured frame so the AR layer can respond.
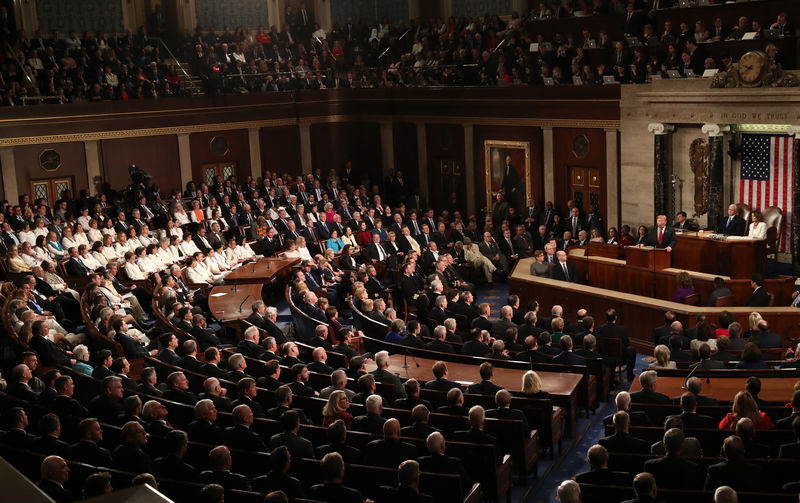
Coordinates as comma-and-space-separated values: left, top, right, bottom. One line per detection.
625, 246, 671, 270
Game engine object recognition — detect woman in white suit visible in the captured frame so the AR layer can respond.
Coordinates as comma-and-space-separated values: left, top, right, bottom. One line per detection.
747, 210, 767, 239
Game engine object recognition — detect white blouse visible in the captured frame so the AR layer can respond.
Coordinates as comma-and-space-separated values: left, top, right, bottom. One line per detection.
748, 221, 767, 240
87, 228, 103, 244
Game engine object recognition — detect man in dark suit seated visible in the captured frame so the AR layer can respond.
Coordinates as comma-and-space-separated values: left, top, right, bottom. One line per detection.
252, 445, 305, 499
402, 405, 442, 439
462, 328, 491, 357
453, 405, 497, 449
653, 311, 676, 346
623, 472, 660, 503
308, 452, 365, 503
352, 394, 387, 434
643, 428, 703, 489
754, 319, 781, 348
603, 391, 653, 427
395, 379, 432, 411
630, 371, 671, 405
719, 204, 746, 236
371, 350, 407, 398
175, 340, 205, 374
232, 377, 266, 418
36, 455, 73, 503
417, 431, 471, 495
470, 303, 493, 332
551, 250, 577, 282
514, 335, 552, 363
598, 411, 651, 453
672, 392, 716, 429
376, 459, 435, 503
704, 435, 762, 492
269, 409, 315, 460
437, 387, 469, 416
426, 325, 455, 353
200, 445, 251, 491
553, 335, 586, 366
575, 333, 603, 361
186, 399, 222, 446
597, 308, 637, 381
142, 399, 172, 437
7, 363, 39, 403
776, 390, 800, 429
163, 371, 199, 405
51, 376, 88, 418
778, 416, 800, 459
157, 333, 181, 365
200, 377, 234, 413
289, 363, 318, 397
222, 404, 266, 452
237, 325, 268, 359
424, 361, 463, 392
486, 389, 531, 434
88, 376, 125, 425
112, 421, 153, 475
69, 418, 112, 468
735, 416, 771, 459
30, 414, 69, 459
315, 418, 363, 464
466, 362, 503, 395
153, 430, 202, 483
364, 418, 419, 468
747, 274, 770, 307
674, 377, 718, 406
575, 444, 633, 486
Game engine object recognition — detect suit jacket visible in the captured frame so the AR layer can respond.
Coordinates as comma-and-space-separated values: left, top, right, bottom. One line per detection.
371, 368, 407, 397
186, 420, 221, 445
775, 411, 800, 429
252, 470, 305, 499
237, 339, 267, 359
6, 381, 38, 402
153, 455, 202, 483
69, 440, 112, 467
644, 454, 702, 489
352, 412, 387, 434
575, 468, 633, 486
364, 438, 419, 468
112, 444, 153, 474
466, 379, 503, 395
200, 469, 251, 491
778, 441, 800, 459
269, 431, 315, 460
223, 424, 267, 452
603, 410, 652, 427
551, 260, 577, 282
36, 479, 73, 503
553, 351, 587, 366
417, 454, 471, 491
756, 329, 781, 348
598, 432, 651, 453
401, 422, 441, 439
308, 482, 363, 503
424, 377, 462, 392
630, 389, 671, 405
486, 407, 531, 434
678, 412, 716, 429
31, 435, 70, 458
88, 394, 123, 424
648, 226, 677, 249
720, 215, 746, 236
747, 286, 770, 307
704, 459, 761, 492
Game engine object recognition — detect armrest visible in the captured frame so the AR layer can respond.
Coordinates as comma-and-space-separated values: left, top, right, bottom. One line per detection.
463, 483, 483, 503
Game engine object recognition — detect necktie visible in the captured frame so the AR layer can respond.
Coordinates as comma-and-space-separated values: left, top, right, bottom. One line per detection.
728, 217, 732, 227
659, 228, 663, 246
377, 244, 385, 260
572, 217, 577, 234
562, 263, 569, 281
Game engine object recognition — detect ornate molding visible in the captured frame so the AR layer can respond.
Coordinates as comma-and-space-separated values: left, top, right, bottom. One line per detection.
788, 126, 800, 137
647, 123, 675, 135
701, 123, 730, 137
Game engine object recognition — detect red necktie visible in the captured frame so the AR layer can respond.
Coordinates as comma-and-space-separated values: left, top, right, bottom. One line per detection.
658, 228, 663, 245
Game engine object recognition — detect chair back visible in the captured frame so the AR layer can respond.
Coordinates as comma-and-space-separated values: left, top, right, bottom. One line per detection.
735, 203, 752, 229
683, 293, 700, 306
762, 206, 783, 259
714, 295, 734, 306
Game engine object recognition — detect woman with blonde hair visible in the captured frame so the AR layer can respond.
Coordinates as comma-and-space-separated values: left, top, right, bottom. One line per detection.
520, 370, 549, 398
719, 390, 773, 430
322, 390, 353, 428
296, 236, 313, 262
745, 312, 763, 339
649, 344, 676, 369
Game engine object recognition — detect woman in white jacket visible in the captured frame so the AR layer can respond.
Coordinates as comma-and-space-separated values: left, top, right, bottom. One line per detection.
463, 237, 497, 284
747, 210, 767, 239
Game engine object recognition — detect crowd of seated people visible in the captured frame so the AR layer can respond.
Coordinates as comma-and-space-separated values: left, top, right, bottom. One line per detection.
1, 26, 183, 105
0, 3, 793, 104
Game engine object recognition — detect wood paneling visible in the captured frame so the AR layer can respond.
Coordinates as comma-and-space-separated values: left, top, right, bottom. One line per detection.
189, 129, 250, 183
99, 136, 180, 194
473, 125, 544, 212
309, 122, 382, 186
14, 142, 87, 200
260, 126, 302, 179
553, 128, 607, 219
392, 122, 419, 190
426, 124, 466, 214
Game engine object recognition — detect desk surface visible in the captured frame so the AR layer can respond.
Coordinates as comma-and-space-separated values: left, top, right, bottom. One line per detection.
224, 257, 299, 283
629, 375, 795, 403
366, 353, 583, 398
208, 283, 263, 322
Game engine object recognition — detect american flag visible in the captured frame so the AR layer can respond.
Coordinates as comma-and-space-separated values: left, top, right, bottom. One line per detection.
739, 134, 795, 253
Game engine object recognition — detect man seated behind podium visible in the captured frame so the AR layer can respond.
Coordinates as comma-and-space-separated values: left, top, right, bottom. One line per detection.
719, 204, 746, 236
674, 211, 698, 232
647, 214, 676, 252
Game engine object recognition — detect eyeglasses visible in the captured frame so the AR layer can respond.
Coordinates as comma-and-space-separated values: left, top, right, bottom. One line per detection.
338, 397, 349, 402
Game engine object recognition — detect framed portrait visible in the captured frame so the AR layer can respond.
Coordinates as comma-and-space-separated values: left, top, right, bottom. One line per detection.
484, 140, 531, 211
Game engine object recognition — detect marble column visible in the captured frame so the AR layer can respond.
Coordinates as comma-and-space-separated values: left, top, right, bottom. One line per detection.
464, 124, 475, 217
380, 122, 395, 179
299, 121, 313, 175
0, 147, 18, 203
702, 123, 728, 233
416, 123, 428, 203
248, 128, 263, 180
541, 127, 555, 204
789, 126, 800, 274
647, 123, 674, 220
177, 133, 193, 188
84, 140, 102, 197
605, 128, 620, 228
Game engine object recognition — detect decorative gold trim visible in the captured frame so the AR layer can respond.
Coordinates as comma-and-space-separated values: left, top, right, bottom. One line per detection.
0, 118, 297, 146
302, 115, 619, 129
484, 140, 531, 212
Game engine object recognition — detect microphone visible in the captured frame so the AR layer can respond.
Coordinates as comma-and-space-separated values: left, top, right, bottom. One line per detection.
681, 361, 702, 390
238, 294, 253, 313
403, 349, 420, 369
232, 280, 238, 293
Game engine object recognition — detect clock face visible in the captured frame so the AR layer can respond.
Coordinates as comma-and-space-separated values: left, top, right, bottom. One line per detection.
738, 52, 764, 83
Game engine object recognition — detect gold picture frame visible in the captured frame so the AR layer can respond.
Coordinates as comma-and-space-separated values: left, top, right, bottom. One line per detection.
484, 140, 531, 211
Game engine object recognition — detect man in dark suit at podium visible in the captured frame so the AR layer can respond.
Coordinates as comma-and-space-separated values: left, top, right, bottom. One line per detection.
551, 250, 576, 283
719, 204, 746, 236
648, 215, 676, 252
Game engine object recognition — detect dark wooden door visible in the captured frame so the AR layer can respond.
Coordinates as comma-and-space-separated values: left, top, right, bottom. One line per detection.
569, 166, 603, 214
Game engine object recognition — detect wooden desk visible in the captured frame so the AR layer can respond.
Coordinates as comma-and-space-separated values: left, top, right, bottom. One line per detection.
672, 233, 766, 279
509, 258, 800, 354
366, 353, 583, 436
224, 257, 299, 284
629, 376, 795, 403
208, 283, 263, 322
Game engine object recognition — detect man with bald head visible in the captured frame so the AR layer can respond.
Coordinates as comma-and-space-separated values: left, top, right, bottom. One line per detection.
417, 432, 471, 494
364, 418, 418, 468
308, 347, 334, 374
491, 305, 518, 342
598, 411, 650, 453
200, 445, 251, 491
575, 444, 633, 486
36, 455, 72, 503
551, 250, 576, 282
7, 363, 38, 402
